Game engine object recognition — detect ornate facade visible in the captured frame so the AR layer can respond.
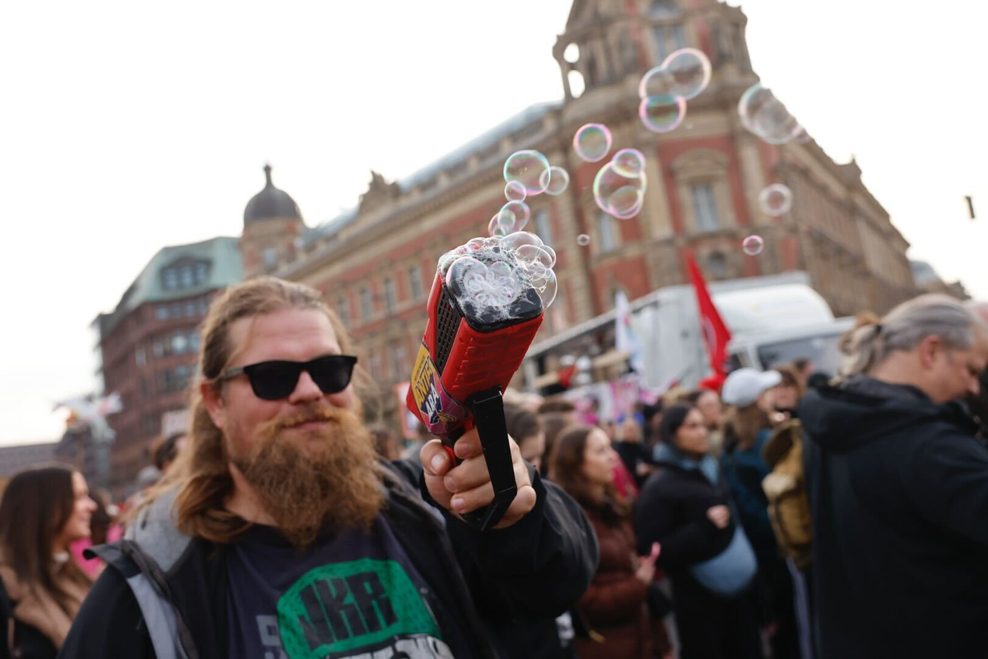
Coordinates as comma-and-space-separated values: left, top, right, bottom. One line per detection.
244, 0, 919, 426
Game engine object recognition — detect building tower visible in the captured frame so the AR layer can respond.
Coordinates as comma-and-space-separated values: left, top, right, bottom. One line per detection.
240, 164, 306, 277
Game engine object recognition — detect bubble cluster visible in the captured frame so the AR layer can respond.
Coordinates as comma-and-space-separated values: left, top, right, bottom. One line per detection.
758, 184, 793, 216
738, 84, 803, 145
593, 148, 648, 220
742, 235, 765, 256
439, 232, 559, 324
504, 150, 552, 195
488, 200, 532, 237
639, 48, 711, 101
637, 48, 711, 134
573, 123, 612, 162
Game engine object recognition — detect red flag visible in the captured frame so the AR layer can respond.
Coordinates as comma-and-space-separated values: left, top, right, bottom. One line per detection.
686, 252, 732, 387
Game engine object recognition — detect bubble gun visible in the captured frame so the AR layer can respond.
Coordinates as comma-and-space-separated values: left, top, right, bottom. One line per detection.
406, 252, 544, 530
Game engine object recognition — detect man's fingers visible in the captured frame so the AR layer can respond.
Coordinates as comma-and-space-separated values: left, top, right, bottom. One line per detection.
421, 440, 452, 477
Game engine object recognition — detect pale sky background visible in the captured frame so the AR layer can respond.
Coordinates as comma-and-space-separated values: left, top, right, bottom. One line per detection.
1, 0, 985, 446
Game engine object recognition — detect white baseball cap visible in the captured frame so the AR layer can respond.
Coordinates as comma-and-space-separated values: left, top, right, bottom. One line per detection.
721, 368, 782, 407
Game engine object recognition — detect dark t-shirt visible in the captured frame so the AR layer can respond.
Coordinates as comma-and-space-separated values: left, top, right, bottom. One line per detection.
226, 516, 454, 659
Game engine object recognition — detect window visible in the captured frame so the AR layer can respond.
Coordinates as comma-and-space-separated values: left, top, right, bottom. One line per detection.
135, 347, 146, 367
533, 210, 553, 245
171, 333, 188, 355
383, 278, 396, 314
408, 265, 423, 301
391, 343, 407, 379
161, 260, 210, 291
653, 24, 686, 62
263, 247, 278, 268
650, 0, 681, 18
360, 288, 373, 321
691, 182, 720, 232
156, 305, 169, 320
597, 213, 618, 252
337, 297, 350, 326
705, 251, 729, 279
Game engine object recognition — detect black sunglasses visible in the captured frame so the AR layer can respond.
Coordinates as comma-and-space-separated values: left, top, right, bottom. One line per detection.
218, 354, 358, 401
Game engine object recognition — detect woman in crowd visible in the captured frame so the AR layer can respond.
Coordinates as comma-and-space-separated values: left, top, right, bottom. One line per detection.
720, 368, 799, 659
505, 402, 547, 473
635, 403, 763, 659
551, 424, 670, 658
0, 465, 96, 658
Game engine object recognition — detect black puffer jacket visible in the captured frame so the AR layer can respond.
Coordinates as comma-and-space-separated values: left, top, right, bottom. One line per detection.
801, 377, 988, 659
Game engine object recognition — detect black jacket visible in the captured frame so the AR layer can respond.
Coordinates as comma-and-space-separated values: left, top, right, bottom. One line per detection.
633, 458, 736, 575
58, 461, 597, 658
801, 378, 988, 659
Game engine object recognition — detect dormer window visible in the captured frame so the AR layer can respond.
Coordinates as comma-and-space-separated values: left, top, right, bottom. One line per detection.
161, 259, 211, 291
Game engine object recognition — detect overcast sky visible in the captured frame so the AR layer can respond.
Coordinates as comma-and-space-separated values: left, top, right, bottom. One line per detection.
1, 0, 985, 446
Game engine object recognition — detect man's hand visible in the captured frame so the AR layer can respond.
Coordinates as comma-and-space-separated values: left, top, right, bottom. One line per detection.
421, 428, 537, 529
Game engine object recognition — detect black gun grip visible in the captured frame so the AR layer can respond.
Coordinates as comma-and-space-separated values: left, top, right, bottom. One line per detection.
462, 387, 518, 531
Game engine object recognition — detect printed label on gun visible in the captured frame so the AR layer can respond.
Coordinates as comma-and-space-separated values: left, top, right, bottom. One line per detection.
410, 345, 468, 437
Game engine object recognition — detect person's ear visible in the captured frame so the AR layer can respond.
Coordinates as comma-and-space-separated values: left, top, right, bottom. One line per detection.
917, 335, 941, 369
200, 380, 227, 430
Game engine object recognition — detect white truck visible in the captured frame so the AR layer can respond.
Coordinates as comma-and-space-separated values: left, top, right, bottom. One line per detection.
523, 271, 852, 392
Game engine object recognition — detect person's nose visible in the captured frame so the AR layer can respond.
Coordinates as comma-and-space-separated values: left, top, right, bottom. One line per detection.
969, 374, 981, 397
288, 370, 323, 403
85, 496, 98, 513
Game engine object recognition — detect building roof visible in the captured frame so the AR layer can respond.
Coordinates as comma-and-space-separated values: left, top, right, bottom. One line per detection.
97, 236, 243, 335
909, 259, 940, 286
301, 101, 559, 246
243, 164, 303, 226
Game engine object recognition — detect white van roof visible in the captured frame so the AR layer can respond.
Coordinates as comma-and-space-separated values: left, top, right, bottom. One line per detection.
715, 284, 835, 337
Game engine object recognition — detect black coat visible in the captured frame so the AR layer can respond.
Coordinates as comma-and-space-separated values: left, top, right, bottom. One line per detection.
801, 378, 988, 659
58, 461, 597, 658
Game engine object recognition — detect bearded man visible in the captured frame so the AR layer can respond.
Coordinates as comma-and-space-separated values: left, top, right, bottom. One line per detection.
61, 277, 596, 658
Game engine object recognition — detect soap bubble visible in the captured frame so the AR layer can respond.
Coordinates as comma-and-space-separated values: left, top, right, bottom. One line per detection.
504, 150, 552, 195
540, 166, 570, 196
742, 235, 765, 256
593, 162, 646, 219
612, 148, 646, 178
639, 94, 687, 133
573, 123, 612, 162
639, 48, 711, 101
502, 200, 531, 231
577, 234, 591, 246
758, 184, 793, 216
738, 84, 802, 145
504, 181, 527, 202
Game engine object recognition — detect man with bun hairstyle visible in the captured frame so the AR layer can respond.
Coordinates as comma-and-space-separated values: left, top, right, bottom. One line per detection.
801, 293, 988, 659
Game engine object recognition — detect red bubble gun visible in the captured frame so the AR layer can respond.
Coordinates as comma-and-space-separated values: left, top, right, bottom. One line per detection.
406, 260, 543, 530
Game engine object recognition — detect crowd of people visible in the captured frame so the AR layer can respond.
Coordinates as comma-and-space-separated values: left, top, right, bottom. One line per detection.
1, 278, 987, 659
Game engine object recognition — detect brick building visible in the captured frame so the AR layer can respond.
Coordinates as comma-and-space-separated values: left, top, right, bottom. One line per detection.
245, 0, 919, 428
95, 237, 242, 492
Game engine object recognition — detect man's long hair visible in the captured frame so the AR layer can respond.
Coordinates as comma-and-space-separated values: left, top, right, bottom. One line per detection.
158, 276, 368, 544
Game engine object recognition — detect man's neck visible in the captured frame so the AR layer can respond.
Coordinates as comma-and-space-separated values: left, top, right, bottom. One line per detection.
226, 465, 276, 525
